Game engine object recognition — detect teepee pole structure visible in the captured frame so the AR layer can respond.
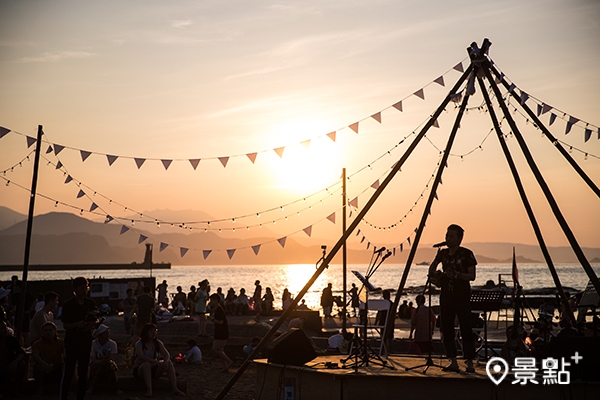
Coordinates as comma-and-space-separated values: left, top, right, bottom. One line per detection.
215, 62, 474, 400
481, 66, 600, 298
476, 74, 577, 326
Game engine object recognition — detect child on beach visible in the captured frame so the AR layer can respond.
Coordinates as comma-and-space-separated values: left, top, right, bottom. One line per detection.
243, 336, 261, 358
183, 339, 202, 364
208, 293, 234, 372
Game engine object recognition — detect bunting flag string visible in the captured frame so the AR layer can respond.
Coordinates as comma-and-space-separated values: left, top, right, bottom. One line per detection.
355, 227, 417, 257
0, 57, 472, 170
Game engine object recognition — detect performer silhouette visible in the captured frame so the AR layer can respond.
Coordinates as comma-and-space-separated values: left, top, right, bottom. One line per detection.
428, 224, 477, 373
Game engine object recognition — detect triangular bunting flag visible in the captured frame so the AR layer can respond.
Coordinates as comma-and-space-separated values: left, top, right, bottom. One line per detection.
541, 104, 552, 115
413, 89, 425, 100
180, 248, 189, 258
46, 145, 53, 154
326, 212, 335, 224
77, 189, 85, 198
549, 113, 557, 126
202, 250, 212, 260
584, 129, 592, 142
55, 161, 63, 170
300, 140, 311, 148
219, 157, 229, 167
189, 159, 200, 170
349, 122, 359, 134
134, 158, 146, 169
508, 83, 516, 93
161, 159, 173, 170
433, 76, 445, 86
520, 92, 529, 105
138, 234, 148, 244
252, 245, 261, 255
89, 202, 98, 212
159, 242, 168, 252
277, 237, 287, 248
400, 243, 403, 252
227, 249, 236, 259
303, 226, 312, 237
107, 155, 118, 166
65, 175, 73, 184
0, 127, 9, 139
393, 101, 403, 112
360, 236, 365, 243
246, 153, 257, 164
393, 248, 396, 256
274, 147, 285, 158
53, 144, 64, 155
494, 73, 504, 84
104, 215, 113, 224
371, 112, 382, 123
433, 119, 440, 128
434, 192, 438, 200
349, 197, 358, 208
366, 242, 371, 250
326, 131, 336, 142
407, 237, 411, 246
26, 136, 37, 148
371, 180, 380, 189
80, 150, 92, 162
453, 62, 464, 72
537, 104, 542, 117
120, 225, 129, 235
357, 229, 361, 236
565, 116, 579, 134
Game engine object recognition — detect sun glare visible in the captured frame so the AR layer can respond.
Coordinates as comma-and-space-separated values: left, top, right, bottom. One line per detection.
268, 121, 341, 194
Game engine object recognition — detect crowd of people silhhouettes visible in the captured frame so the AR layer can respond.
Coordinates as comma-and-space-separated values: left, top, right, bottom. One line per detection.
0, 237, 595, 397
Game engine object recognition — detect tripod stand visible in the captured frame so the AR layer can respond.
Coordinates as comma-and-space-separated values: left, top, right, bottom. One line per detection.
340, 248, 394, 371
405, 274, 445, 374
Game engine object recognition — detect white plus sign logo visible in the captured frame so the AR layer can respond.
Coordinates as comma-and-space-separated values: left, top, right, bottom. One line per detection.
571, 352, 582, 364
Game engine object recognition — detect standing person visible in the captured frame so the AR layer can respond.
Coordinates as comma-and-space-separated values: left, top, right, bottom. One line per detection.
156, 280, 168, 309
87, 324, 122, 395
30, 291, 59, 344
409, 294, 437, 354
60, 277, 97, 400
428, 224, 477, 373
186, 285, 197, 316
133, 323, 185, 397
253, 280, 262, 322
121, 289, 136, 335
320, 283, 334, 318
281, 288, 291, 310
173, 286, 187, 315
208, 293, 234, 372
349, 283, 359, 318
132, 286, 155, 342
262, 287, 274, 315
194, 280, 209, 337
398, 300, 410, 319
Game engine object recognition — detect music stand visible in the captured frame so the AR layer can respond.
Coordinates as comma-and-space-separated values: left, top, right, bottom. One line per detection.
469, 289, 504, 360
340, 249, 394, 371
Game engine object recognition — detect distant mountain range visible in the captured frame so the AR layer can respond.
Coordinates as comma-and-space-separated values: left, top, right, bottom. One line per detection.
1, 206, 599, 266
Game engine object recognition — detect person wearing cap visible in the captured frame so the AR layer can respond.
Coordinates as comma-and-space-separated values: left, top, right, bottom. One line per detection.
60, 276, 97, 400
32, 321, 64, 395
87, 324, 122, 395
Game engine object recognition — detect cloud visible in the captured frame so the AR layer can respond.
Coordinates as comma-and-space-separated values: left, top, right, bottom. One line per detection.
171, 20, 193, 29
13, 51, 96, 63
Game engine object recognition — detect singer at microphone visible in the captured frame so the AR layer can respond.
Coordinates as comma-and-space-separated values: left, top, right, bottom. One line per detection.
427, 224, 477, 373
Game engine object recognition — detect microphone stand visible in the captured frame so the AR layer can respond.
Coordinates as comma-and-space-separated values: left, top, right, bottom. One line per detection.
405, 247, 445, 373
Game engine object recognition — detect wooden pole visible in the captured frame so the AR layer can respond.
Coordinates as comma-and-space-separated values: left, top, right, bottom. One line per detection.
476, 73, 577, 326
15, 125, 43, 341
342, 167, 348, 334
215, 65, 474, 400
482, 66, 600, 297
488, 64, 600, 199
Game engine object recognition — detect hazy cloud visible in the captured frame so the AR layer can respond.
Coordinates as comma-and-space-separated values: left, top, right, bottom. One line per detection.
13, 51, 95, 63
171, 20, 193, 29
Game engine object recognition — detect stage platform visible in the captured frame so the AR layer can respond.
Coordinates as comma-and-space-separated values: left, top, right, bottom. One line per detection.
254, 355, 600, 400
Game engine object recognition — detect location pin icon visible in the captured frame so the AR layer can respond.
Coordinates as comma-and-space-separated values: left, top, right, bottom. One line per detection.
486, 357, 509, 385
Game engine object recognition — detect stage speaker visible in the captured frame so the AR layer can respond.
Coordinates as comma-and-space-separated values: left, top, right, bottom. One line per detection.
268, 328, 317, 366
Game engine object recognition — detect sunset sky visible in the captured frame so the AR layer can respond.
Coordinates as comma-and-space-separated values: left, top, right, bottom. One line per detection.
0, 0, 599, 256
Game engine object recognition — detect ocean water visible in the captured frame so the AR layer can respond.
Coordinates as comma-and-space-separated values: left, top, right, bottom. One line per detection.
4, 263, 597, 309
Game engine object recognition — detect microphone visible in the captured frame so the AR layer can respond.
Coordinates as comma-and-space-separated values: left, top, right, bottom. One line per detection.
374, 246, 387, 253
432, 241, 447, 248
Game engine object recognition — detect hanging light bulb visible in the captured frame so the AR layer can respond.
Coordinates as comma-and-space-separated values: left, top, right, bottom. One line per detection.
131, 220, 135, 226
80, 209, 84, 215
5, 180, 9, 186
584, 153, 588, 160
55, 201, 58, 207
257, 213, 260, 218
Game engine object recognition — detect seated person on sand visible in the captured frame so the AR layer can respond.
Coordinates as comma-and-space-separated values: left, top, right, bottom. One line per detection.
233, 288, 249, 315
243, 336, 261, 358
182, 338, 202, 364
87, 324, 123, 395
0, 321, 27, 396
31, 321, 64, 395
296, 299, 309, 310
133, 323, 185, 397
224, 288, 237, 315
